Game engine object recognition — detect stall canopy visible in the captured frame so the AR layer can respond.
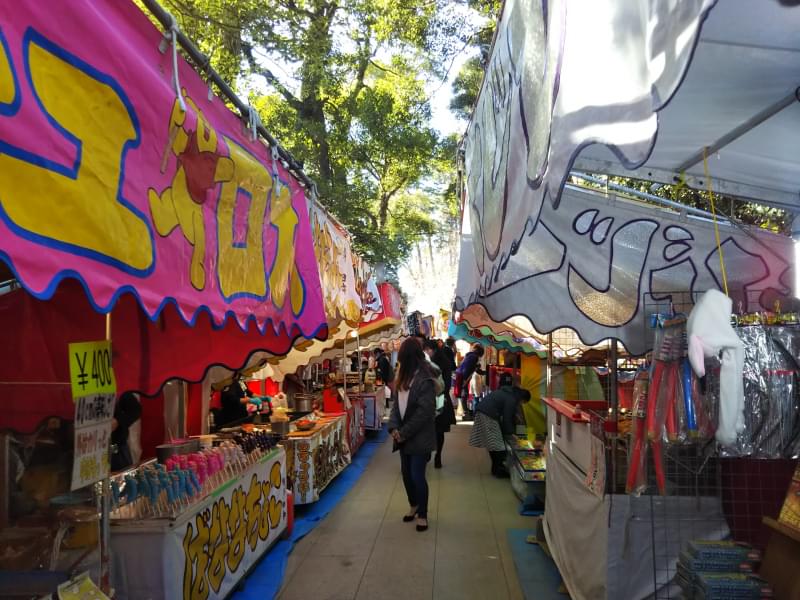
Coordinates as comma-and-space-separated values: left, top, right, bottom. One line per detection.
574, 0, 800, 211
257, 204, 365, 380
456, 0, 798, 355
359, 282, 403, 337
0, 0, 326, 337
448, 321, 546, 357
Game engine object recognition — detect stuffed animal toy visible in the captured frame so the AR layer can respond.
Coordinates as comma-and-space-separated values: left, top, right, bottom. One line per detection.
687, 289, 744, 445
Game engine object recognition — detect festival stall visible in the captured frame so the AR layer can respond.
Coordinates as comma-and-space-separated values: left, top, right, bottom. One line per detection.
0, 0, 329, 596
311, 281, 403, 430
281, 414, 351, 505
455, 0, 800, 598
354, 282, 403, 429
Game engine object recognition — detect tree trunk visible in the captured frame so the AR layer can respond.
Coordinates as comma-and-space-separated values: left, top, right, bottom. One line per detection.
378, 193, 390, 231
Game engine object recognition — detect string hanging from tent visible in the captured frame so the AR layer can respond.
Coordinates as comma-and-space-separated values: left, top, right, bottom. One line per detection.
703, 147, 729, 297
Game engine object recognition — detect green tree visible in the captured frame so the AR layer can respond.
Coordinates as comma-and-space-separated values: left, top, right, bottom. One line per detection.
449, 0, 500, 121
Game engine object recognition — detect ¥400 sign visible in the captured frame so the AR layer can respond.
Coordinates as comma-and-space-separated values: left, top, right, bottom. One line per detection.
67, 340, 116, 490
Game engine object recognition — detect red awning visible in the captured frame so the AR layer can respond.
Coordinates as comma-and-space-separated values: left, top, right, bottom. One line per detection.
0, 279, 323, 432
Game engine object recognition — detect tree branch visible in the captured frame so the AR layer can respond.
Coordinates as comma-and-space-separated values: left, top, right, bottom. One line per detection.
369, 59, 400, 77
242, 43, 304, 111
165, 0, 241, 32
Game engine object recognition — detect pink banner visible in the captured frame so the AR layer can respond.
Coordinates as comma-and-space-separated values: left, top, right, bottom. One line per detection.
0, 0, 325, 337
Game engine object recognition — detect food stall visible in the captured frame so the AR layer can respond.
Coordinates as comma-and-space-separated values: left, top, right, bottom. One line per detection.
455, 0, 800, 598
281, 414, 351, 505
0, 0, 328, 596
354, 282, 404, 430
109, 432, 287, 600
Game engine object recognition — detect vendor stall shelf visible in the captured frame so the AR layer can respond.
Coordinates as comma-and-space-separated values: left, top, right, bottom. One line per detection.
507, 435, 546, 512
110, 446, 288, 600
621, 291, 800, 599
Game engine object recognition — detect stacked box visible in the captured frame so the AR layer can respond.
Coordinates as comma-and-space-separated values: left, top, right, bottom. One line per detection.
695, 573, 773, 599
675, 540, 770, 600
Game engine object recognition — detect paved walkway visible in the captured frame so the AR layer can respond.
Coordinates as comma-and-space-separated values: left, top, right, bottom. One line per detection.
276, 422, 531, 600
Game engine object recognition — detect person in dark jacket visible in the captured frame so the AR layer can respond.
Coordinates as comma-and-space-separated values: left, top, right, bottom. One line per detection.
111, 391, 142, 471
455, 344, 485, 421
442, 338, 458, 381
469, 385, 531, 477
218, 372, 253, 427
424, 339, 457, 468
373, 347, 394, 385
387, 338, 437, 532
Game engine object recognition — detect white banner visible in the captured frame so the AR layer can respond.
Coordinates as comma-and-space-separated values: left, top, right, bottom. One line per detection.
457, 186, 793, 355
72, 393, 115, 490
309, 203, 362, 324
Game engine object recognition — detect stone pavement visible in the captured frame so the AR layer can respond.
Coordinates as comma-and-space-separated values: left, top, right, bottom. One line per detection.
277, 422, 532, 600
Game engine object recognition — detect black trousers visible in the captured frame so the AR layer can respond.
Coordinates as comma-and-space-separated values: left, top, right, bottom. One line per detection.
489, 450, 508, 475
435, 432, 445, 459
400, 452, 431, 518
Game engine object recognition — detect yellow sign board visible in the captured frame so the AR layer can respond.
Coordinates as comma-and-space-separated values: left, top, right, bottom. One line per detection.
68, 340, 116, 398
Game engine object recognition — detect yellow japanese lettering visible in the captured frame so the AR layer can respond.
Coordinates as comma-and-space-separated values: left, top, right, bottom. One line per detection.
182, 515, 210, 600
258, 481, 272, 541
245, 474, 262, 551
226, 488, 247, 572
207, 501, 229, 593
0, 35, 153, 272
217, 138, 271, 298
268, 495, 284, 531
0, 33, 15, 107
149, 96, 234, 290
267, 184, 300, 310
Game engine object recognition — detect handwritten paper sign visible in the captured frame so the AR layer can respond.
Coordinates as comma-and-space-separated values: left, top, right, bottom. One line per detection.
58, 571, 110, 600
68, 341, 116, 490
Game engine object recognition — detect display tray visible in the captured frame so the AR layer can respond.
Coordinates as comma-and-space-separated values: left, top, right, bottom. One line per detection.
507, 438, 546, 482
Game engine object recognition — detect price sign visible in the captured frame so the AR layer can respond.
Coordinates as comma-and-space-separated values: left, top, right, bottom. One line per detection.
68, 341, 116, 398
69, 340, 116, 491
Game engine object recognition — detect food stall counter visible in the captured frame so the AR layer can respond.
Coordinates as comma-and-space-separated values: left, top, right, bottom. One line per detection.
281, 414, 351, 505
110, 445, 287, 600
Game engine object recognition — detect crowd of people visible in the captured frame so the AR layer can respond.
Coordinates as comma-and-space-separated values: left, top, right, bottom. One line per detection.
386, 335, 531, 533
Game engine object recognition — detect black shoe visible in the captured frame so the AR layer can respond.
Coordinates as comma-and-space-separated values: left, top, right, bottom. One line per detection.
434, 456, 442, 469
416, 520, 429, 532
403, 508, 418, 522
492, 468, 511, 479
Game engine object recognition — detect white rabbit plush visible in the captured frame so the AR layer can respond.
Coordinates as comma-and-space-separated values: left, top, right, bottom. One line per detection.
686, 289, 745, 445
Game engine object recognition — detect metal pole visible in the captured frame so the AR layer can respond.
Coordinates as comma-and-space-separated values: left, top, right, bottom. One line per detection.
608, 340, 619, 494
342, 332, 348, 404
546, 333, 553, 397
100, 312, 112, 593
609, 340, 619, 419
356, 330, 362, 395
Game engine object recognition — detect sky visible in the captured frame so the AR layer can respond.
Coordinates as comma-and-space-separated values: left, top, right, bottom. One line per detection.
397, 49, 473, 316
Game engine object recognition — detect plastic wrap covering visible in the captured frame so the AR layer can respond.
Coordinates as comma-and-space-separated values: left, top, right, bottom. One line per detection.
708, 326, 800, 458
